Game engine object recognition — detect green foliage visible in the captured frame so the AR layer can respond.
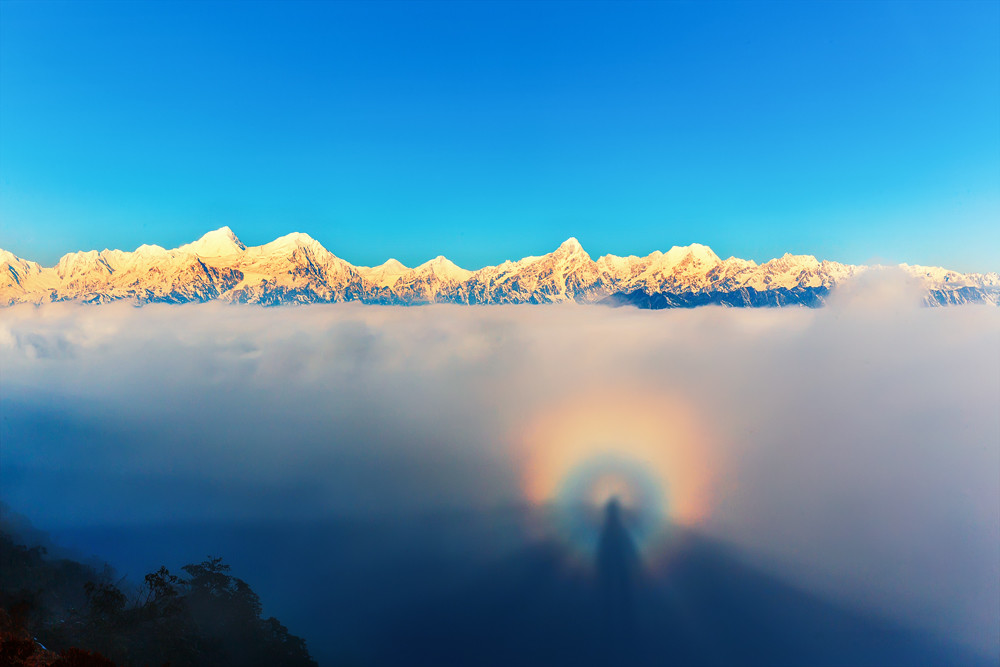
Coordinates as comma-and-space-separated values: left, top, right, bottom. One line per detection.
0, 529, 317, 667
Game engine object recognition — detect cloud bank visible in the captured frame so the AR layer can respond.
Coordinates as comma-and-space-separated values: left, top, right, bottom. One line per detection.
2, 288, 998, 655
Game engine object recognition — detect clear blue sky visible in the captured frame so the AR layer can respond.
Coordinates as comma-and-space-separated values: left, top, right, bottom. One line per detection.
1, 0, 998, 271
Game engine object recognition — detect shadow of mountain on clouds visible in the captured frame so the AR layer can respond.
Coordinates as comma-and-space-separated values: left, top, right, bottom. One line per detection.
50, 501, 992, 667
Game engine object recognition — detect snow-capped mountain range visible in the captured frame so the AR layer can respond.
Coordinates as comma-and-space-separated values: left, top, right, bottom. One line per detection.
2, 227, 997, 308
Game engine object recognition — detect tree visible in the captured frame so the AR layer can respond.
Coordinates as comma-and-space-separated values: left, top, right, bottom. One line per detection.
2, 527, 317, 667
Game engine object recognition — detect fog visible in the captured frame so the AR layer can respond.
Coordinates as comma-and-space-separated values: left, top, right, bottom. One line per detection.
2, 278, 998, 660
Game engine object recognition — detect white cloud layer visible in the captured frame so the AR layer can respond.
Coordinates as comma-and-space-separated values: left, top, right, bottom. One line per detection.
2, 290, 998, 655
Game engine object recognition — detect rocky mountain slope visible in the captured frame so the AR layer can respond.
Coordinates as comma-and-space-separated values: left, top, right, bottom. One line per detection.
2, 228, 997, 307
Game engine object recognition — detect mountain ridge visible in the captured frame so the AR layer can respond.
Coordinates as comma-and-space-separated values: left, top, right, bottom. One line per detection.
2, 228, 998, 307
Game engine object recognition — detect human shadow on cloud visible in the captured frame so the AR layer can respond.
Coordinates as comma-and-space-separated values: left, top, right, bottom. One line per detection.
370, 500, 988, 667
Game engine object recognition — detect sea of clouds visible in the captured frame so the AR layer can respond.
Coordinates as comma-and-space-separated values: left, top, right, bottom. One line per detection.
2, 272, 998, 656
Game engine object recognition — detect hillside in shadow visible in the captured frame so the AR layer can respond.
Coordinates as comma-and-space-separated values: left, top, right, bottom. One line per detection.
0, 510, 317, 667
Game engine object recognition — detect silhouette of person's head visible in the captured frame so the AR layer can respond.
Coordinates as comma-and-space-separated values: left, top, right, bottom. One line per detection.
597, 497, 639, 583
604, 497, 623, 523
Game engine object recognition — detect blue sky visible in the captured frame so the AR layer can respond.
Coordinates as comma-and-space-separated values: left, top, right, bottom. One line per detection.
1, 0, 997, 271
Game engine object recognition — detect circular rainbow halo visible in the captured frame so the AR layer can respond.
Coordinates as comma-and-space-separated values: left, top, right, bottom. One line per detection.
518, 387, 716, 565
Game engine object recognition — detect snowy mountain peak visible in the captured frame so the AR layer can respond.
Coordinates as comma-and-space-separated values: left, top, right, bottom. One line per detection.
358, 257, 412, 288
179, 226, 246, 257
769, 253, 820, 269
417, 256, 473, 281
1, 230, 995, 307
377, 258, 409, 271
662, 243, 720, 265
256, 232, 328, 256
556, 237, 586, 254
686, 243, 720, 262
55, 250, 107, 276
134, 244, 168, 257
0, 249, 23, 266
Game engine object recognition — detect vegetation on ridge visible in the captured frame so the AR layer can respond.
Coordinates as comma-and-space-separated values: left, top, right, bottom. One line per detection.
0, 526, 316, 667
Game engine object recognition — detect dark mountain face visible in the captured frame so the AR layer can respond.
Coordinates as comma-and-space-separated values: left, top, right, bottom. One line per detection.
601, 285, 1000, 309
600, 286, 832, 309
